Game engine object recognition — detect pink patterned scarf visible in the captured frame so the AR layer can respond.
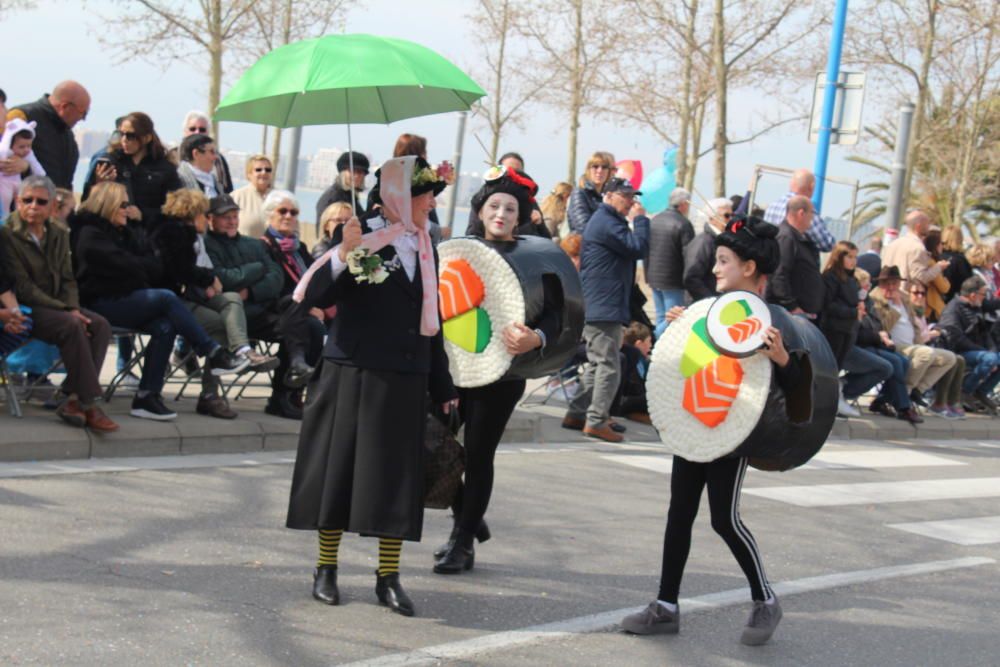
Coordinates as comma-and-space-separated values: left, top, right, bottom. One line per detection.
292, 156, 439, 336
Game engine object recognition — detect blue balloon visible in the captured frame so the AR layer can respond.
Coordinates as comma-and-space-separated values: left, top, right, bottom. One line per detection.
640, 147, 678, 215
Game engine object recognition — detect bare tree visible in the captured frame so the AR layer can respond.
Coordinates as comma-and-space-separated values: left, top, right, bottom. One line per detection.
468, 0, 552, 164
99, 0, 257, 140
516, 0, 623, 183
236, 0, 348, 171
849, 0, 999, 232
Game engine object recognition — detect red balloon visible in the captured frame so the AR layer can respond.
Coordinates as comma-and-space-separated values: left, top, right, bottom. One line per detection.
615, 160, 643, 190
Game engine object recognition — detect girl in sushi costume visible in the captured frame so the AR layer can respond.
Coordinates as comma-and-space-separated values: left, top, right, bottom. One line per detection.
622, 216, 800, 646
433, 167, 564, 574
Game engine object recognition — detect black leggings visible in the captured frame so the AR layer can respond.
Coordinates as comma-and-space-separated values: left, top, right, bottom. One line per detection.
452, 379, 527, 537
658, 456, 773, 603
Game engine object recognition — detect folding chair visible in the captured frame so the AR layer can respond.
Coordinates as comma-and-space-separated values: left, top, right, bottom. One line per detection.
520, 363, 583, 407
103, 329, 147, 402
223, 339, 279, 401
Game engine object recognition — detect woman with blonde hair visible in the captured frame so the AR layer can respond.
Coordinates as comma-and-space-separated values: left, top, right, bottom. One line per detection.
312, 201, 355, 260
231, 154, 274, 238
567, 151, 615, 234
540, 181, 573, 238
71, 182, 248, 421
967, 242, 998, 296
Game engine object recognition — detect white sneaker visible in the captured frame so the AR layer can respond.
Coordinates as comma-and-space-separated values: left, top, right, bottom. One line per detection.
837, 395, 860, 418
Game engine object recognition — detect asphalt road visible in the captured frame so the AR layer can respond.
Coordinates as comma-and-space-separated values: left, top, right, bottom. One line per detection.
1, 436, 998, 666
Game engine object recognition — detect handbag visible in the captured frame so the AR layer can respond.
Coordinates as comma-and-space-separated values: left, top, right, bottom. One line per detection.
423, 410, 465, 509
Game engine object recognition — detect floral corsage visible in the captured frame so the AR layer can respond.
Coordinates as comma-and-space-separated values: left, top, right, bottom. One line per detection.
346, 247, 394, 284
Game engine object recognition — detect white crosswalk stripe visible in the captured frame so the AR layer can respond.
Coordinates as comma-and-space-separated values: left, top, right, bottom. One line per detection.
600, 444, 1000, 548
887, 516, 1000, 545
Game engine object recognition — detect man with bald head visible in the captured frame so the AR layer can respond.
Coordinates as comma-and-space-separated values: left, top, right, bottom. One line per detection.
881, 209, 949, 288
14, 81, 91, 189
763, 168, 836, 252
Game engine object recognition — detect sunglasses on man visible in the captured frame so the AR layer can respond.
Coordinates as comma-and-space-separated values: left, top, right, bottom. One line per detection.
21, 196, 49, 206
189, 126, 208, 134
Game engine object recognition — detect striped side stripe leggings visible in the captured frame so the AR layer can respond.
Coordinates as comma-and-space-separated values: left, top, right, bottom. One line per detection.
658, 455, 773, 603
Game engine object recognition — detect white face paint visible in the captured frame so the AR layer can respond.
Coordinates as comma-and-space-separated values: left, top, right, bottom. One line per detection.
480, 192, 519, 241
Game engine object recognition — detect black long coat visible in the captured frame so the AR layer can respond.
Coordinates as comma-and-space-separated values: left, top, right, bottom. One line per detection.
286, 216, 456, 540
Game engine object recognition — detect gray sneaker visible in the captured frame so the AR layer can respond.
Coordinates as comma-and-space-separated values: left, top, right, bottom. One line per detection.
740, 598, 782, 646
621, 601, 680, 635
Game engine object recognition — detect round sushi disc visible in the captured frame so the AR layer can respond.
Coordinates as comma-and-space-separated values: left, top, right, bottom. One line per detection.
646, 298, 772, 462
438, 238, 525, 387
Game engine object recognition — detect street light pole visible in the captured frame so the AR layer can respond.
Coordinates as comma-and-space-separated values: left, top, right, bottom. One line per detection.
283, 126, 303, 192
885, 102, 915, 232
813, 0, 849, 213
444, 111, 468, 234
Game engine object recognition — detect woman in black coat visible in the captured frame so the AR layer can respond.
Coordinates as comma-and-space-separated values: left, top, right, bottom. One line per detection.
73, 182, 246, 422
567, 151, 614, 234
432, 168, 564, 575
286, 157, 457, 618
84, 111, 181, 244
820, 241, 860, 367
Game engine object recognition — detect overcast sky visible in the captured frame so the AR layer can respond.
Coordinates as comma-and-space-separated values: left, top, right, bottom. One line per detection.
2, 0, 880, 222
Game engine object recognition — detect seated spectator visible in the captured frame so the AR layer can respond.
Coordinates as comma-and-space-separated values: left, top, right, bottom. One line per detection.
967, 242, 998, 297
854, 267, 920, 423
941, 225, 973, 302
0, 176, 118, 431
73, 182, 248, 422
312, 201, 354, 260
177, 134, 223, 197
870, 265, 956, 412
0, 234, 31, 355
151, 188, 278, 418
231, 154, 274, 238
204, 194, 307, 419
907, 281, 965, 419
921, 227, 950, 321
820, 241, 860, 368
683, 197, 731, 302
939, 276, 1000, 414
840, 267, 893, 417
259, 189, 327, 383
611, 321, 651, 424
84, 112, 181, 240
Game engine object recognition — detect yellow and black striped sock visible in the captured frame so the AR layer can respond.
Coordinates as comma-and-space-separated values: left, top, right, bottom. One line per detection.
377, 538, 402, 576
317, 529, 343, 568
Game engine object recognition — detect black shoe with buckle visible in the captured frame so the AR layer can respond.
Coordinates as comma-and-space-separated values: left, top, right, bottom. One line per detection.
375, 572, 415, 617
284, 358, 315, 389
433, 519, 491, 559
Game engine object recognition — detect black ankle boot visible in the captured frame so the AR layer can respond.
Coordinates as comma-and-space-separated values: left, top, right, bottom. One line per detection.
433, 541, 475, 574
312, 565, 339, 605
284, 358, 315, 389
375, 571, 415, 617
266, 389, 303, 420
433, 518, 491, 559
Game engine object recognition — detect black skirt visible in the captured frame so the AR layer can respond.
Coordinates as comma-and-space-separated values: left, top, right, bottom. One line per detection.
286, 360, 429, 541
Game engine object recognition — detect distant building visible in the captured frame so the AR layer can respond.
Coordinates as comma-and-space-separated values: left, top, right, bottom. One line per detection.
307, 148, 343, 189
74, 128, 110, 158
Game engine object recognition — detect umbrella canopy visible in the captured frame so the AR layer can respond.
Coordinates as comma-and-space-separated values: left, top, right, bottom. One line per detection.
215, 33, 486, 127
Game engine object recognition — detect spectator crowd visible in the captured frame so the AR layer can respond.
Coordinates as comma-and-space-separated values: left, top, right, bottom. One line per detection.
1, 80, 999, 438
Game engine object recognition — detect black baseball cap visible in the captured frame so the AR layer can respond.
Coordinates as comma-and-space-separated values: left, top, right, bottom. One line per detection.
337, 151, 370, 174
603, 177, 642, 196
209, 194, 240, 215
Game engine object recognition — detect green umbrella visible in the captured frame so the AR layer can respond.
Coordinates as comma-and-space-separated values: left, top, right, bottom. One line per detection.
215, 33, 486, 127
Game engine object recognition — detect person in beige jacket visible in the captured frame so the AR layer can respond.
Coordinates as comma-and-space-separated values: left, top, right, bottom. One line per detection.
882, 209, 950, 289
870, 265, 956, 404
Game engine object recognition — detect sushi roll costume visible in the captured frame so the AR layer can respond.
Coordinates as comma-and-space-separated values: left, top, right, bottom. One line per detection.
621, 215, 838, 645
432, 166, 583, 574
285, 156, 457, 617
